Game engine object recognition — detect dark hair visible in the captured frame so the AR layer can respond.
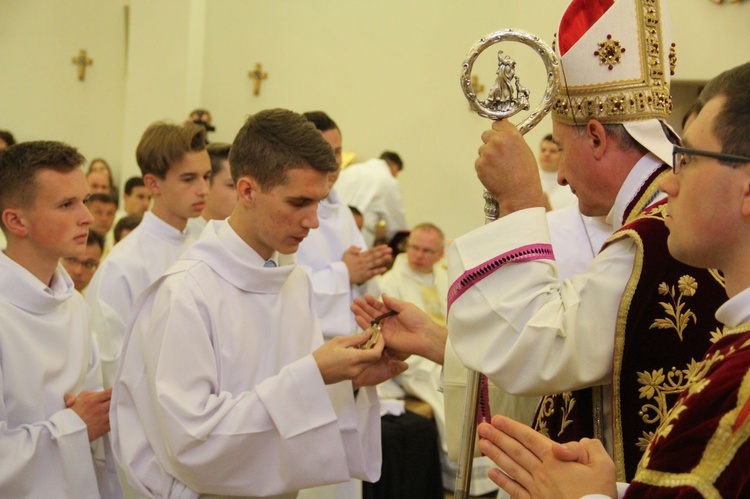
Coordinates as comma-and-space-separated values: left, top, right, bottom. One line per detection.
188, 109, 214, 132
380, 151, 403, 171
136, 122, 206, 178
228, 108, 337, 191
88, 192, 118, 207
681, 101, 703, 130
114, 214, 142, 243
87, 229, 105, 252
0, 141, 86, 230
303, 111, 339, 134
0, 130, 16, 148
542, 133, 554, 143
698, 62, 750, 161
206, 142, 232, 184
123, 176, 145, 195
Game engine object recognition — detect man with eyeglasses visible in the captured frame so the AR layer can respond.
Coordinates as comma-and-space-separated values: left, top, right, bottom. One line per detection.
60, 229, 104, 293
471, 60, 750, 499
380, 222, 502, 495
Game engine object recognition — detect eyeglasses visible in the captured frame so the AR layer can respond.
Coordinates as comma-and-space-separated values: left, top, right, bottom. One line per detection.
406, 244, 440, 256
672, 145, 750, 175
63, 257, 99, 271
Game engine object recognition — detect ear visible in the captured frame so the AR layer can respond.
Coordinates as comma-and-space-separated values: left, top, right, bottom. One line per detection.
739, 174, 750, 220
586, 119, 608, 161
236, 176, 259, 205
2, 208, 29, 238
142, 173, 160, 195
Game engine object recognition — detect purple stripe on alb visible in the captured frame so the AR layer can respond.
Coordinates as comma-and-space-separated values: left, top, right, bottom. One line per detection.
447, 243, 554, 312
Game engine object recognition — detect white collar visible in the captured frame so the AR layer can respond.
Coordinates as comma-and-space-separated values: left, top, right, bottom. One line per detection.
716, 286, 750, 329
0, 251, 74, 313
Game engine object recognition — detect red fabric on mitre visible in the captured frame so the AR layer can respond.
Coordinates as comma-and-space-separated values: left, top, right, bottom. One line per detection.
558, 0, 614, 56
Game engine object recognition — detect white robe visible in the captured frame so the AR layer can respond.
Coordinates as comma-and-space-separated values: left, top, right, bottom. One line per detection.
335, 158, 407, 247
111, 220, 381, 499
86, 211, 199, 387
0, 251, 120, 498
546, 204, 612, 281
447, 155, 663, 454
296, 187, 380, 340
378, 254, 501, 495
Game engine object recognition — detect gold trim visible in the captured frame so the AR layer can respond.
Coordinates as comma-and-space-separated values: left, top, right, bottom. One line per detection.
610, 227, 644, 481
626, 170, 670, 225
553, 0, 672, 125
634, 346, 750, 497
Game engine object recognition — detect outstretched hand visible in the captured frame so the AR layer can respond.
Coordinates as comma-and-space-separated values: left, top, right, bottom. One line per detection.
351, 294, 447, 365
312, 329, 407, 389
477, 415, 617, 499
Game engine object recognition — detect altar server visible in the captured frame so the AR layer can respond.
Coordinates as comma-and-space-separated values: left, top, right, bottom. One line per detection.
111, 109, 406, 498
0, 141, 120, 497
86, 122, 210, 387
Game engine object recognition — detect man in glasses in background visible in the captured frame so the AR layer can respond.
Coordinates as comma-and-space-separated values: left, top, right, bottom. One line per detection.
60, 229, 104, 294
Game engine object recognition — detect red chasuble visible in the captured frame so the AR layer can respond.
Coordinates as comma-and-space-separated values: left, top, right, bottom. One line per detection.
533, 168, 727, 481
626, 325, 750, 498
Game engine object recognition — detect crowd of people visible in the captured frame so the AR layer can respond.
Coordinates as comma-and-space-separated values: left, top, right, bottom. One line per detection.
1, 0, 749, 498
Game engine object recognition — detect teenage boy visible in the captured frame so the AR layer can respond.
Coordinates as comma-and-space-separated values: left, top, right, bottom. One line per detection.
119, 176, 152, 218
187, 141, 237, 234
0, 141, 119, 497
111, 109, 406, 497
86, 122, 210, 387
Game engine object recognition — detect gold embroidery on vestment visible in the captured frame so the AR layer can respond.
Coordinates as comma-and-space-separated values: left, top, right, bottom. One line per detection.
634, 340, 750, 498
650, 275, 698, 341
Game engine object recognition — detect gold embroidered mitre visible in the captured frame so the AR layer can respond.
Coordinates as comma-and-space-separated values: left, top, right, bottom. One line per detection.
553, 0, 677, 163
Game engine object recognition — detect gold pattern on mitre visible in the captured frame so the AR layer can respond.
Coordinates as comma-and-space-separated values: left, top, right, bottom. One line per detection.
594, 35, 626, 70
552, 0, 675, 126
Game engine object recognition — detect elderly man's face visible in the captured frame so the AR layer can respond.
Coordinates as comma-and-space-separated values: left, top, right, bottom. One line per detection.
552, 120, 621, 217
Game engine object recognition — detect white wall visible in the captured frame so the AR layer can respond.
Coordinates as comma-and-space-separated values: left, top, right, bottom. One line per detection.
201, 0, 750, 239
0, 0, 127, 173
1, 0, 748, 239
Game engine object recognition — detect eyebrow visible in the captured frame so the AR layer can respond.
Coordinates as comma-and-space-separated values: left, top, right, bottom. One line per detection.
286, 195, 318, 203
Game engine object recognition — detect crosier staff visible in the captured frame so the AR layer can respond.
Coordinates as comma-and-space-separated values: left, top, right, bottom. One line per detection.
454, 29, 560, 499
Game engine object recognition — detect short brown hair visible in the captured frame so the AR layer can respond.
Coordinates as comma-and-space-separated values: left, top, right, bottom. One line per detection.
0, 141, 86, 231
114, 214, 142, 243
699, 62, 750, 161
135, 122, 206, 178
206, 142, 232, 185
229, 108, 337, 191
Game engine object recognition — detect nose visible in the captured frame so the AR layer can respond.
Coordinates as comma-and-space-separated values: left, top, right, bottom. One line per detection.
302, 206, 319, 229
197, 176, 210, 196
81, 203, 95, 226
657, 170, 679, 196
